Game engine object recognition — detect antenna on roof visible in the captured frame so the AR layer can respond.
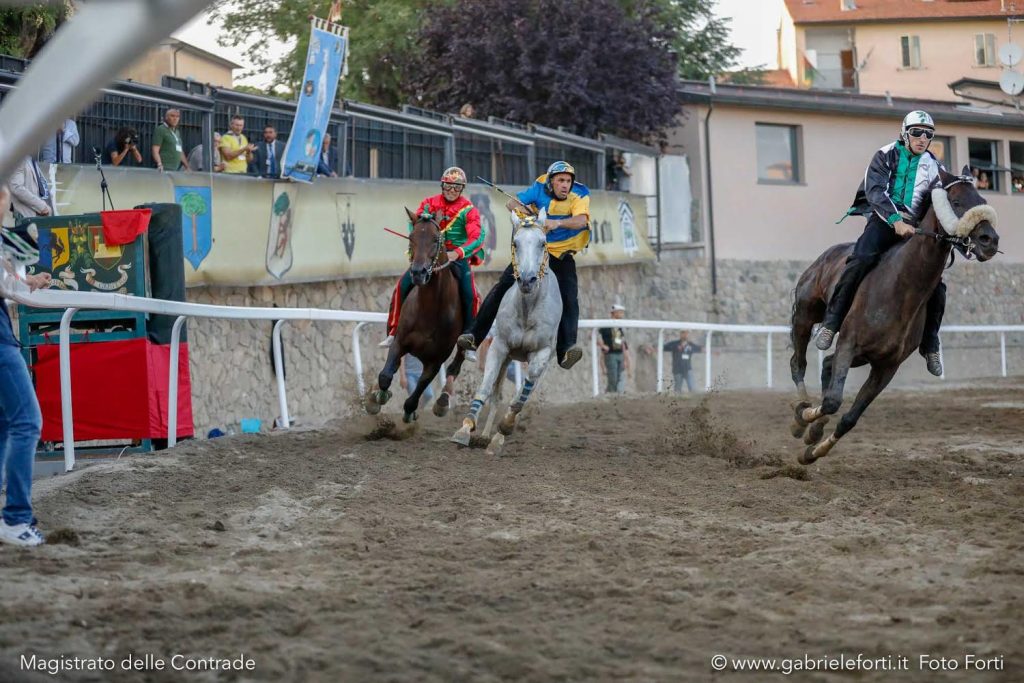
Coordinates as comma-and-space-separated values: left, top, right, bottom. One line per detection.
708, 76, 717, 95
884, 90, 893, 107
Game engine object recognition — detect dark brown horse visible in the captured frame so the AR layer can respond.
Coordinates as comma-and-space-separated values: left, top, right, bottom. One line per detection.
365, 208, 468, 423
789, 166, 999, 464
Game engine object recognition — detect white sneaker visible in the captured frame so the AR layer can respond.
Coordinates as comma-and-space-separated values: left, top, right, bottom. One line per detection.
0, 520, 45, 547
378, 335, 395, 348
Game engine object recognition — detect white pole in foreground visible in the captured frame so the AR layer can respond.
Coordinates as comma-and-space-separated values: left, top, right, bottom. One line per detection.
59, 307, 78, 472
591, 328, 600, 397
273, 320, 290, 429
353, 322, 367, 396
167, 315, 187, 447
1000, 332, 1007, 377
704, 330, 713, 392
766, 332, 773, 388
656, 329, 664, 392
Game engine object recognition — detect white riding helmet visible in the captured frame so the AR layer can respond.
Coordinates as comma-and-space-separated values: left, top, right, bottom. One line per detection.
900, 110, 935, 144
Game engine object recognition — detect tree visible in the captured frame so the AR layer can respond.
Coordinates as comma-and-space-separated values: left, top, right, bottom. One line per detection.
208, 0, 429, 105
618, 0, 743, 81
0, 1, 75, 59
180, 191, 208, 259
405, 0, 680, 141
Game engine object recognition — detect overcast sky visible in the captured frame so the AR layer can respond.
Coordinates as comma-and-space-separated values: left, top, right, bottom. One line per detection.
174, 0, 782, 88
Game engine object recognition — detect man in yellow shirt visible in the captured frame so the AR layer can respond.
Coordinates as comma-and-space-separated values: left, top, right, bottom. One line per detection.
219, 115, 255, 174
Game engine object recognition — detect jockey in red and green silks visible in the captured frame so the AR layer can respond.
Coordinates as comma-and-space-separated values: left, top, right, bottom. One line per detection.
381, 166, 486, 346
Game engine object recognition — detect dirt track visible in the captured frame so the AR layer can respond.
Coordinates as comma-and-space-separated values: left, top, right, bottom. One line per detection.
1, 382, 1022, 682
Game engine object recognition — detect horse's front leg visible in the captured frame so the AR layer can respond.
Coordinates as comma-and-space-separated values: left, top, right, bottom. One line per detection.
488, 347, 552, 456
794, 347, 852, 463
802, 363, 898, 464
403, 361, 441, 423
365, 342, 403, 415
451, 342, 506, 446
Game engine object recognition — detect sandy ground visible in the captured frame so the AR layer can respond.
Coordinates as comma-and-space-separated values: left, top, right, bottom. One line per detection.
0, 380, 1022, 682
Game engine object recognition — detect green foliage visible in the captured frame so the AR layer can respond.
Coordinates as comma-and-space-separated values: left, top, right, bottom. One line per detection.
0, 2, 74, 59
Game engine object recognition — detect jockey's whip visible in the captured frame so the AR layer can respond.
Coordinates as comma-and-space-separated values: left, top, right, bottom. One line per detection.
383, 228, 411, 240
475, 176, 537, 216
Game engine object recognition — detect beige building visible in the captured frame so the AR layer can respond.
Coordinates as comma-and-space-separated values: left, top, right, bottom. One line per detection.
669, 81, 1024, 267
779, 0, 1018, 100
122, 38, 240, 88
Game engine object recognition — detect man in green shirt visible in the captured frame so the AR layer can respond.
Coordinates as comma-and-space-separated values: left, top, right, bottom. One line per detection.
151, 108, 190, 172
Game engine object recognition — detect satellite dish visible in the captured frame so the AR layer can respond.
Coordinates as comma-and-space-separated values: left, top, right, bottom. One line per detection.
1000, 68, 1024, 96
1000, 42, 1023, 67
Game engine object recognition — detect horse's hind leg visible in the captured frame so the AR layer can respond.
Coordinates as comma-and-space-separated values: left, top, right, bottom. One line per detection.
366, 344, 403, 415
435, 347, 467, 417
489, 349, 552, 456
402, 361, 442, 423
802, 363, 898, 464
789, 284, 824, 437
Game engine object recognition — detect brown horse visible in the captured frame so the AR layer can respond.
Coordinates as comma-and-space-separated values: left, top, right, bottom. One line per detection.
789, 166, 999, 464
365, 208, 468, 423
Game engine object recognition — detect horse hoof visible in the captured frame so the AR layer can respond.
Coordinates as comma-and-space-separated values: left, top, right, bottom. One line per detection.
790, 419, 807, 439
365, 401, 381, 416
804, 417, 829, 446
486, 432, 506, 456
498, 416, 516, 437
372, 389, 391, 407
403, 411, 417, 424
433, 393, 450, 417
792, 401, 812, 427
451, 426, 471, 446
799, 445, 818, 465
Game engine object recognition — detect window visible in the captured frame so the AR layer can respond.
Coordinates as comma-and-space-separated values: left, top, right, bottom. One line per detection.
930, 135, 953, 169
756, 123, 800, 183
968, 138, 1001, 192
975, 33, 996, 67
1010, 141, 1024, 193
900, 35, 921, 69
841, 0, 857, 9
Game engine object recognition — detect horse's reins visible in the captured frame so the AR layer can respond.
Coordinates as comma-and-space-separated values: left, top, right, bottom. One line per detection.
384, 216, 453, 275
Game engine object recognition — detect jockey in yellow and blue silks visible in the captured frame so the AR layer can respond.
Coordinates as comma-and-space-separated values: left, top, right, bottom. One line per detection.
381, 166, 486, 348
458, 161, 590, 370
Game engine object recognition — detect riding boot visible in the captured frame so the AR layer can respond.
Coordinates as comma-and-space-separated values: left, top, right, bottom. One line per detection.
920, 280, 946, 376
816, 256, 871, 349
449, 259, 475, 334
458, 263, 515, 351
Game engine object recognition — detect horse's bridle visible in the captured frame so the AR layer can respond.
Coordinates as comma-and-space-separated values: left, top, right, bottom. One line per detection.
915, 174, 980, 260
410, 214, 453, 277
510, 219, 549, 284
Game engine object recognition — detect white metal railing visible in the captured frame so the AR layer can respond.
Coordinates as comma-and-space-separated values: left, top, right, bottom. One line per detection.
3, 274, 1022, 471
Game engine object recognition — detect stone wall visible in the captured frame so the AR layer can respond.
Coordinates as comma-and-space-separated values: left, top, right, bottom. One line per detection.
178, 254, 1024, 435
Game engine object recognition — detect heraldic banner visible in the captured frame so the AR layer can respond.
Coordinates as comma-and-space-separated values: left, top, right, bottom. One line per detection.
281, 17, 349, 183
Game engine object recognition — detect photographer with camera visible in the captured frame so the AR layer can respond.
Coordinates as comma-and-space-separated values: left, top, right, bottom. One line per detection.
103, 127, 143, 167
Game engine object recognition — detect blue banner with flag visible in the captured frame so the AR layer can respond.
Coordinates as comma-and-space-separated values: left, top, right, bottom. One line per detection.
282, 19, 348, 183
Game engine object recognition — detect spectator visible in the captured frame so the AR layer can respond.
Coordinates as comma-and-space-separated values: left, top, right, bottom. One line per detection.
103, 127, 144, 168
0, 194, 51, 547
38, 119, 80, 164
220, 115, 255, 174
978, 171, 991, 190
253, 125, 285, 178
606, 151, 631, 191
188, 132, 226, 173
399, 354, 434, 402
459, 103, 476, 119
663, 330, 702, 393
152, 108, 190, 172
316, 133, 338, 177
597, 303, 630, 394
9, 156, 53, 219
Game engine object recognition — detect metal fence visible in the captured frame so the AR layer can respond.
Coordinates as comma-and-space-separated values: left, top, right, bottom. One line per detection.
0, 57, 656, 188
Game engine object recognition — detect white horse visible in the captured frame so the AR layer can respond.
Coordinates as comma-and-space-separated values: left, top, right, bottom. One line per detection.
451, 210, 561, 455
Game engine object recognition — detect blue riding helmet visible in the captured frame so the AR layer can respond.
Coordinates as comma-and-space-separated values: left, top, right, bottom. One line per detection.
544, 160, 576, 195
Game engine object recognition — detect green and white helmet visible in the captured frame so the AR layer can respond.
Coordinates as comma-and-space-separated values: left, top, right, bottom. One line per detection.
900, 110, 934, 142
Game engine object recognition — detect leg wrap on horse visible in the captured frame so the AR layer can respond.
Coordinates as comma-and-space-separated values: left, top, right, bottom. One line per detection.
515, 379, 535, 406
920, 280, 946, 355
449, 259, 476, 333
549, 254, 579, 358
469, 397, 485, 420
470, 263, 516, 345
